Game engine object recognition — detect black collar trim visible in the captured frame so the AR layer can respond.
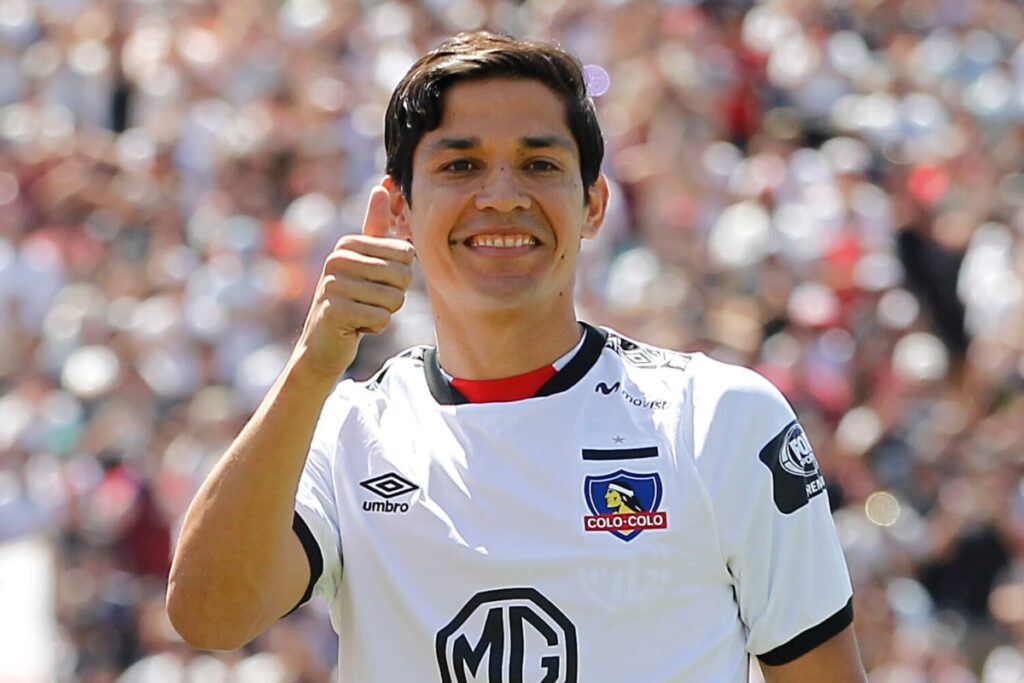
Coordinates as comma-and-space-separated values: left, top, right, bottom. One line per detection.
423, 323, 608, 405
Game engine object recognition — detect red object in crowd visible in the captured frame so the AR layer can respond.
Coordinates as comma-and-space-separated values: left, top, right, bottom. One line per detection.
907, 164, 950, 205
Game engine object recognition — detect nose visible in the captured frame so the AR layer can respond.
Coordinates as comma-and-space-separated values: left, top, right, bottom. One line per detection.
474, 165, 530, 213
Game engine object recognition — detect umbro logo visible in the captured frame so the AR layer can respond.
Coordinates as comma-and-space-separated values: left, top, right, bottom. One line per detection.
360, 472, 419, 513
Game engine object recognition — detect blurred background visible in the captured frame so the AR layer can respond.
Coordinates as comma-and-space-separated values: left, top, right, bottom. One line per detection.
1, 0, 1023, 681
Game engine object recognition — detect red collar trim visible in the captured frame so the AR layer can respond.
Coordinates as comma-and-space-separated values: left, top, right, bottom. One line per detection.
450, 364, 558, 403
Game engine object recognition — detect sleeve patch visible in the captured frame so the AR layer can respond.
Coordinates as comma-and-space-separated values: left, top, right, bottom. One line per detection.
757, 421, 826, 514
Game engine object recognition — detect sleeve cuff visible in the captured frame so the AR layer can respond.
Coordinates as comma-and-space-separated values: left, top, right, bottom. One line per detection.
756, 597, 854, 666
284, 511, 324, 616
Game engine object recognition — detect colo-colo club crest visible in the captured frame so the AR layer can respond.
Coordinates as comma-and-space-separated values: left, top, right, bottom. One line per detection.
583, 470, 667, 541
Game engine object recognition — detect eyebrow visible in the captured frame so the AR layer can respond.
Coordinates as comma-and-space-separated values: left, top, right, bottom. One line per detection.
425, 137, 481, 154
521, 135, 575, 152
424, 135, 575, 155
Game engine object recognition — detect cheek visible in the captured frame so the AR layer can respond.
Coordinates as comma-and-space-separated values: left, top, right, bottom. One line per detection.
420, 182, 467, 214
406, 197, 453, 241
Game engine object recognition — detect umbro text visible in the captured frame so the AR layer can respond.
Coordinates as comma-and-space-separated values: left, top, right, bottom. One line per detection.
363, 500, 410, 513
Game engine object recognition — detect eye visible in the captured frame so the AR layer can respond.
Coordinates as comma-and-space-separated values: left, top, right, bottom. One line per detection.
524, 159, 560, 172
441, 159, 477, 172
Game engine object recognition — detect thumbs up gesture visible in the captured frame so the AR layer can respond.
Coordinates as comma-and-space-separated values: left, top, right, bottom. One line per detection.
293, 184, 416, 381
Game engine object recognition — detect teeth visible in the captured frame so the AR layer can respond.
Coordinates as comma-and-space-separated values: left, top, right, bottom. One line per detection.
468, 235, 537, 248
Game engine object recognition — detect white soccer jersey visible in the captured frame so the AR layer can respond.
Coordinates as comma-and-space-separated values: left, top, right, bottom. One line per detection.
291, 323, 853, 682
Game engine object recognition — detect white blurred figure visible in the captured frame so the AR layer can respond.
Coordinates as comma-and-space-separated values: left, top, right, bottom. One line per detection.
957, 223, 1022, 341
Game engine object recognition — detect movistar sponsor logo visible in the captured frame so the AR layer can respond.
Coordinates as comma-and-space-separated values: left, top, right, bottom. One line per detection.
594, 382, 669, 410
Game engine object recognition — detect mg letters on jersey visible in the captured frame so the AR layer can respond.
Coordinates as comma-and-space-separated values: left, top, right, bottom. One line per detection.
436, 588, 578, 683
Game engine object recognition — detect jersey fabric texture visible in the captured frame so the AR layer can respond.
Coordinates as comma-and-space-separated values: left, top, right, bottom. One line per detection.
291, 323, 853, 682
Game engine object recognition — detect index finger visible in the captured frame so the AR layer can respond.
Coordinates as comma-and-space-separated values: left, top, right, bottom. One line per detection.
333, 235, 415, 265
362, 185, 391, 238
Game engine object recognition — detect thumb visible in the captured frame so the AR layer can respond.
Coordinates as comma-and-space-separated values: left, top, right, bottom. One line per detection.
362, 185, 391, 238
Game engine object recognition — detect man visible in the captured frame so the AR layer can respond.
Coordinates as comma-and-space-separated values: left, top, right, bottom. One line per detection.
167, 31, 867, 682
604, 480, 646, 514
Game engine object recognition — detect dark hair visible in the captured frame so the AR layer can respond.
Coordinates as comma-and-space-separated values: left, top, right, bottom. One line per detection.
384, 31, 604, 204
610, 480, 645, 512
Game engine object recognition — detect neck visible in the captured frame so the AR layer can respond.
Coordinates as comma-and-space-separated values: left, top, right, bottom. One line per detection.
432, 301, 583, 380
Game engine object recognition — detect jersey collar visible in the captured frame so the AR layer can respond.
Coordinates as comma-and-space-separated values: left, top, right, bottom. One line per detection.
423, 323, 608, 405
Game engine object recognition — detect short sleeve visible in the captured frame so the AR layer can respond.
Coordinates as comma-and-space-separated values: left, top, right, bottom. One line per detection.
691, 359, 853, 665
290, 395, 345, 617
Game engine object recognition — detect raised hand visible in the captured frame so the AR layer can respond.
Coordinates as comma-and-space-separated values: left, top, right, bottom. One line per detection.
293, 184, 416, 381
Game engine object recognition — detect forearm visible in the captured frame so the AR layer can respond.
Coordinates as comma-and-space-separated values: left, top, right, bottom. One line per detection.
167, 190, 413, 648
167, 354, 337, 647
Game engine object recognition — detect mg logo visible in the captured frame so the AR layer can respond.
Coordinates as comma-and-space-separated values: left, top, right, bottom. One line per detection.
436, 587, 578, 683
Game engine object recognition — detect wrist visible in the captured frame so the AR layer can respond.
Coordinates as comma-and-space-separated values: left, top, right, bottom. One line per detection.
283, 348, 346, 398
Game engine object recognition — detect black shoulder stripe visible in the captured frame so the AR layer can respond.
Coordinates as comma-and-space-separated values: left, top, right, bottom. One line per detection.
757, 597, 854, 666
285, 511, 324, 616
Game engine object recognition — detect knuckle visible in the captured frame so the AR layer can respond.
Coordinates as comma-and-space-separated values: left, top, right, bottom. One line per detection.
396, 244, 416, 264
320, 275, 350, 301
394, 264, 414, 289
334, 234, 361, 251
326, 253, 375, 278
323, 251, 350, 274
318, 273, 338, 292
386, 291, 405, 314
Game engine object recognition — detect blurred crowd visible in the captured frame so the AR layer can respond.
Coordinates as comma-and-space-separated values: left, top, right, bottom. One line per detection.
1, 0, 1023, 680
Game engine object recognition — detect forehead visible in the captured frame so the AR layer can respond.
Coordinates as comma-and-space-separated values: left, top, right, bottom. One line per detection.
418, 78, 575, 153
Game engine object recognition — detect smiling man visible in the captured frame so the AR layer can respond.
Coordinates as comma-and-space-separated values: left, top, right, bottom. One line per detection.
167, 32, 866, 682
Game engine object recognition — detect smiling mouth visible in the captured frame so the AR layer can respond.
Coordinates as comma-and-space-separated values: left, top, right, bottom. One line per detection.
456, 234, 540, 248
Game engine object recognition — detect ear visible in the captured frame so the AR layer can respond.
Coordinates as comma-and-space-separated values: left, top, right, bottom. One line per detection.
381, 176, 411, 239
581, 174, 610, 240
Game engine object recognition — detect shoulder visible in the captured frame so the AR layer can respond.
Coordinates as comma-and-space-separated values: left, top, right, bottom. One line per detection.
596, 326, 786, 414
358, 345, 429, 392
326, 345, 431, 412
686, 355, 802, 477
600, 327, 695, 377
598, 327, 696, 374
684, 352, 794, 421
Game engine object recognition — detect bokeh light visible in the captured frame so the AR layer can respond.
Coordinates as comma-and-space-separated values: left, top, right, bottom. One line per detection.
865, 491, 901, 527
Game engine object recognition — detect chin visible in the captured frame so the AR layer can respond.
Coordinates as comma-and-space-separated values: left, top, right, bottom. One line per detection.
471, 289, 540, 310
444, 284, 543, 314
